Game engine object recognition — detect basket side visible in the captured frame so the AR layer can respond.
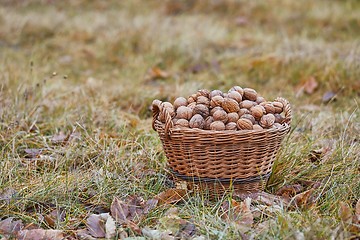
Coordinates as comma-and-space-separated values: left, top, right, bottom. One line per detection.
154, 120, 290, 179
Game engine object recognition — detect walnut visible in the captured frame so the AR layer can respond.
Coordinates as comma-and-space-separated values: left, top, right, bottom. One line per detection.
273, 101, 284, 114
241, 114, 256, 124
238, 108, 250, 117
274, 113, 285, 124
229, 86, 244, 96
210, 106, 223, 116
187, 93, 198, 104
227, 112, 240, 123
256, 96, 266, 104
176, 106, 193, 120
228, 91, 242, 103
213, 109, 228, 123
222, 98, 240, 113
210, 121, 226, 131
173, 97, 188, 109
197, 89, 210, 98
237, 118, 253, 130
250, 105, 266, 120
240, 100, 256, 109
197, 96, 210, 107
243, 88, 258, 101
187, 102, 196, 111
273, 123, 283, 129
260, 102, 275, 114
210, 95, 224, 108
253, 124, 264, 131
174, 119, 189, 128
209, 90, 224, 99
225, 122, 237, 131
260, 114, 275, 128
189, 114, 205, 129
204, 116, 214, 130
159, 102, 175, 122
193, 104, 209, 118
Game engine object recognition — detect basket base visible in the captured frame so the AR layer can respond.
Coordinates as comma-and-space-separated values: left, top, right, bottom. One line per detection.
170, 170, 270, 199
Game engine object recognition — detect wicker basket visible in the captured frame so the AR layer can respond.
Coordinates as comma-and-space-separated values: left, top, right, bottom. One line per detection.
152, 97, 292, 196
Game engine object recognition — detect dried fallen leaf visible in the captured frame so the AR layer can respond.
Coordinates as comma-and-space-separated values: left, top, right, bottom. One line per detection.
44, 209, 65, 228
145, 66, 170, 81
356, 199, 360, 220
105, 214, 116, 239
110, 197, 129, 224
290, 189, 316, 209
296, 76, 318, 97
24, 148, 42, 158
322, 91, 337, 103
0, 218, 23, 236
154, 189, 187, 205
0, 188, 17, 204
176, 221, 197, 239
338, 202, 352, 224
51, 132, 69, 144
234, 191, 290, 206
276, 184, 304, 198
142, 227, 173, 240
221, 198, 254, 231
86, 214, 106, 238
17, 229, 64, 240
76, 229, 97, 240
143, 198, 159, 215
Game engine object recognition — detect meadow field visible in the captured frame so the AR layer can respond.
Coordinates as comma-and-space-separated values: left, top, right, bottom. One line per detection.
0, 0, 359, 239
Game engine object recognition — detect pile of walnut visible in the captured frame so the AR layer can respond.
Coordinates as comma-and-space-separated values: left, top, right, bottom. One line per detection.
157, 86, 286, 131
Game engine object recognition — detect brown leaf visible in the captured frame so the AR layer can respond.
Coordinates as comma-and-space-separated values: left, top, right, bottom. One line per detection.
86, 214, 106, 238
154, 189, 187, 205
44, 209, 65, 228
17, 229, 64, 240
24, 148, 42, 158
290, 189, 316, 209
0, 218, 23, 236
76, 229, 97, 240
322, 91, 337, 103
110, 197, 129, 224
51, 132, 69, 144
0, 188, 17, 204
338, 202, 352, 224
234, 191, 290, 206
143, 198, 159, 215
221, 198, 254, 229
176, 222, 197, 239
145, 66, 170, 81
276, 184, 304, 198
303, 76, 318, 94
296, 76, 318, 96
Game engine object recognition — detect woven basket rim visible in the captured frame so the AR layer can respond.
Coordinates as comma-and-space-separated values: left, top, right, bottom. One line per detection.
154, 119, 290, 137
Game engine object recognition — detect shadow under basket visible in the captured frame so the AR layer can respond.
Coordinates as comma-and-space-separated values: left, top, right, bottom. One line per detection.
152, 97, 292, 197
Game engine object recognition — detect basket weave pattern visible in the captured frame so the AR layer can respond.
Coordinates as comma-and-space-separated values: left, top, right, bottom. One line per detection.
153, 97, 291, 192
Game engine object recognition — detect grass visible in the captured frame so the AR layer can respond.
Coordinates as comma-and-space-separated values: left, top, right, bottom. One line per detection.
0, 0, 359, 239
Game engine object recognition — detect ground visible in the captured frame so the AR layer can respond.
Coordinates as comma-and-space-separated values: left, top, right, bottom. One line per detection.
0, 0, 359, 239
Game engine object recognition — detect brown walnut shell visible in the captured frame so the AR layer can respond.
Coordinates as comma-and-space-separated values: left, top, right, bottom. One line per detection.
228, 91, 242, 103
260, 114, 275, 128
240, 100, 256, 109
238, 108, 250, 117
222, 98, 240, 113
243, 88, 258, 101
262, 103, 276, 114
210, 95, 224, 108
229, 86, 244, 96
204, 116, 214, 130
187, 93, 198, 104
273, 101, 284, 114
197, 89, 210, 98
187, 102, 196, 111
189, 114, 205, 129
176, 106, 193, 120
173, 97, 188, 110
241, 114, 256, 124
197, 96, 210, 107
250, 105, 266, 120
227, 112, 240, 123
209, 90, 224, 99
256, 96, 266, 104
174, 119, 189, 128
225, 122, 238, 131
274, 113, 285, 124
193, 104, 209, 118
210, 121, 226, 131
213, 109, 228, 123
210, 106, 223, 116
237, 118, 253, 130
253, 124, 264, 131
